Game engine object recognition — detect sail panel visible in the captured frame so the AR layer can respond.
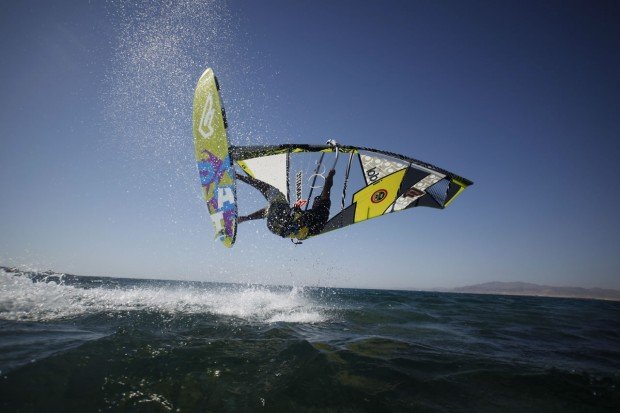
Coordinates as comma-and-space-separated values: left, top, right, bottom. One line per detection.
393, 171, 444, 212
237, 154, 289, 201
359, 152, 408, 186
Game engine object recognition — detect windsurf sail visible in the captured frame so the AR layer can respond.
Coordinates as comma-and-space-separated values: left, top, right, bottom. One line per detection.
230, 144, 472, 237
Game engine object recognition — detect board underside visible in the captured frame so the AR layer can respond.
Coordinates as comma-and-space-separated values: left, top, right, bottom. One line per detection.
193, 68, 237, 247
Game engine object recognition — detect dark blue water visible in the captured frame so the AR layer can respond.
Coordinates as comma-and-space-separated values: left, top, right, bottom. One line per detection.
0, 268, 618, 412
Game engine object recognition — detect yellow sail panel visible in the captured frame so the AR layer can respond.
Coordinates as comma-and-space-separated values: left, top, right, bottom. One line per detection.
353, 169, 407, 222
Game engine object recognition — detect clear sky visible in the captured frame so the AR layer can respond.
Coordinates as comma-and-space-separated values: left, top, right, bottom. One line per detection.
1, 0, 618, 290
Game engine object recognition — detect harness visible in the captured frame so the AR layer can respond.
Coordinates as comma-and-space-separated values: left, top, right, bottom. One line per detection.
266, 204, 309, 241
288, 207, 310, 242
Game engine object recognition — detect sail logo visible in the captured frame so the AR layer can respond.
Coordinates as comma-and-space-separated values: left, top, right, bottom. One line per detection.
371, 189, 388, 203
199, 92, 216, 139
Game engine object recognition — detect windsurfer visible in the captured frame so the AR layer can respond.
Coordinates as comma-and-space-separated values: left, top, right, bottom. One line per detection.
236, 169, 336, 241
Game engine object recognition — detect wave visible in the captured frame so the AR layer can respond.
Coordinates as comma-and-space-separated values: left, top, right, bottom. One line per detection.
0, 269, 327, 324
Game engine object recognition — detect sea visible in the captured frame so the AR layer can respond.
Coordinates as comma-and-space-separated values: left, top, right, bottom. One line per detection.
0, 268, 618, 412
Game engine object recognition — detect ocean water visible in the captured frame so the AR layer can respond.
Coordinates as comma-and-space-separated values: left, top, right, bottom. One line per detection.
0, 269, 618, 412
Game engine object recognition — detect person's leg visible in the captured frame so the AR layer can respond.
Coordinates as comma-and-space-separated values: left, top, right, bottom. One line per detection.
236, 174, 271, 223
236, 173, 272, 197
238, 207, 267, 223
236, 173, 289, 225
236, 173, 288, 205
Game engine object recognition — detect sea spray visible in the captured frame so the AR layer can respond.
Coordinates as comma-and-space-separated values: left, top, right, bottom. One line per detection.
0, 269, 327, 323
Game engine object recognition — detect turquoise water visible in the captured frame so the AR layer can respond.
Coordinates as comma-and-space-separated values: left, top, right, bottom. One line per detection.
0, 269, 618, 412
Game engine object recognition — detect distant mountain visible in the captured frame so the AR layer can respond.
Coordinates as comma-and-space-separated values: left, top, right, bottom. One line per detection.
445, 281, 620, 301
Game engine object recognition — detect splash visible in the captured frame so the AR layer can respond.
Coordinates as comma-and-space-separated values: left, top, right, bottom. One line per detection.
100, 0, 273, 244
104, 0, 235, 163
0, 269, 326, 324
102, 0, 269, 172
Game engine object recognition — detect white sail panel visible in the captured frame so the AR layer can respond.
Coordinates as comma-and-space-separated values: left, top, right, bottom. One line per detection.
359, 153, 408, 185
238, 154, 288, 200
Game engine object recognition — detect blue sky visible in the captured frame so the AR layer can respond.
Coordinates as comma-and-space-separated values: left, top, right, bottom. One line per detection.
1, 0, 618, 290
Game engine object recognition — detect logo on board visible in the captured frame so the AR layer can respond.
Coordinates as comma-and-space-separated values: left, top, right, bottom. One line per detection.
199, 92, 216, 139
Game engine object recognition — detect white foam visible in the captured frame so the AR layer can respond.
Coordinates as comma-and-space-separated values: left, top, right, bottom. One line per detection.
0, 270, 327, 324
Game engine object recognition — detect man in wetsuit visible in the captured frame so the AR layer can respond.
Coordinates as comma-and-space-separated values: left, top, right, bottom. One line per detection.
236, 169, 335, 241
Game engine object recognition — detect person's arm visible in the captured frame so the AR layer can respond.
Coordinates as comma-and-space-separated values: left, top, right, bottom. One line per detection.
319, 169, 336, 200
238, 208, 267, 223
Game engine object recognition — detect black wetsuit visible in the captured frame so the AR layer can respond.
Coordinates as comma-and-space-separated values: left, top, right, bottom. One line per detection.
237, 174, 331, 239
295, 196, 331, 236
